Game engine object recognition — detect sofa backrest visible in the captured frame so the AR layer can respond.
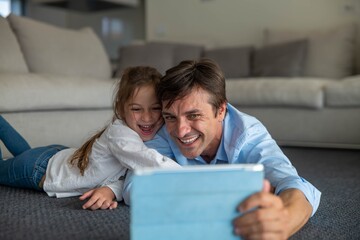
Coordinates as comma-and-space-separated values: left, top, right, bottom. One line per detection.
263, 23, 357, 79
0, 16, 29, 73
116, 23, 360, 80
4, 14, 112, 79
116, 41, 204, 76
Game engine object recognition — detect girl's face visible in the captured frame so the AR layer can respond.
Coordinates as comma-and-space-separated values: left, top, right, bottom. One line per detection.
124, 85, 163, 141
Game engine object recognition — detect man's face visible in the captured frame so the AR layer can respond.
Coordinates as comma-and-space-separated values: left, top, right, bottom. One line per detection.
162, 87, 226, 162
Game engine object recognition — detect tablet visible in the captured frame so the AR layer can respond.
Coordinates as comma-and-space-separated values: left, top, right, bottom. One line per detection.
130, 164, 264, 240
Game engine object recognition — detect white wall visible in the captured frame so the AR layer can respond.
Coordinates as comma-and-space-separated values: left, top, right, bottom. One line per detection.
26, 1, 145, 59
26, 4, 69, 27
22, 0, 360, 57
146, 0, 360, 48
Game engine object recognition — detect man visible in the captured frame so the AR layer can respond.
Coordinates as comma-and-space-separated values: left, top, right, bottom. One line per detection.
124, 59, 321, 239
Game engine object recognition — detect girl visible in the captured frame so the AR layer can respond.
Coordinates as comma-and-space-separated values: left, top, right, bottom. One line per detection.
0, 66, 180, 210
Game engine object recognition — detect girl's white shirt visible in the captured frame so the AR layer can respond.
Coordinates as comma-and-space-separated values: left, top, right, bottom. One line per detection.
43, 119, 180, 200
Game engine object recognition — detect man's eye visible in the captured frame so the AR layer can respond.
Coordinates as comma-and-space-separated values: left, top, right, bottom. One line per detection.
188, 114, 200, 120
164, 115, 175, 121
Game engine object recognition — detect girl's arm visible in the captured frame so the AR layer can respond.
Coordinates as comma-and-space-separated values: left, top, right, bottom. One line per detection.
107, 121, 181, 170
80, 178, 125, 210
80, 186, 118, 210
83, 121, 179, 209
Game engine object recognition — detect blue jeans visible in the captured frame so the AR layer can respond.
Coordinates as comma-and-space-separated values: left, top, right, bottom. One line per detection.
0, 116, 68, 190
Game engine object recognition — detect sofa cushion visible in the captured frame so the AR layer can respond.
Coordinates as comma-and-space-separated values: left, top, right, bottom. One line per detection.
116, 41, 203, 76
264, 24, 356, 79
0, 73, 114, 112
325, 76, 360, 107
0, 16, 28, 73
7, 14, 111, 79
226, 78, 329, 109
148, 41, 204, 65
252, 40, 308, 77
204, 46, 252, 78
117, 43, 174, 76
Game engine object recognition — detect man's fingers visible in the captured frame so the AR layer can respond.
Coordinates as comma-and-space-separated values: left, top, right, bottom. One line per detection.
262, 179, 271, 193
238, 179, 274, 212
234, 220, 283, 236
236, 230, 286, 240
233, 207, 289, 239
234, 207, 286, 228
239, 192, 283, 213
234, 217, 288, 240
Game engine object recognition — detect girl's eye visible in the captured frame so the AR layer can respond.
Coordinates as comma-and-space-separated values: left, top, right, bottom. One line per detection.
152, 107, 162, 111
131, 108, 141, 112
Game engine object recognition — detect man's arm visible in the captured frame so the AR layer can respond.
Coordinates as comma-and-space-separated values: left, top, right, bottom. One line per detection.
237, 118, 321, 214
279, 188, 312, 236
233, 181, 312, 239
230, 114, 319, 238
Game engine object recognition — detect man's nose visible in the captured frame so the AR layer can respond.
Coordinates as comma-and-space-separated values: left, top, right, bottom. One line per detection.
176, 118, 191, 137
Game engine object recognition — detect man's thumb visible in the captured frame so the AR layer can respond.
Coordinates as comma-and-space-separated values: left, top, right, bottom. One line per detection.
262, 179, 271, 193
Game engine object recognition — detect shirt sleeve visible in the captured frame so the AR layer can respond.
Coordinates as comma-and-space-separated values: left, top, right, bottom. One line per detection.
106, 121, 181, 170
101, 179, 124, 202
239, 121, 321, 216
122, 170, 134, 205
144, 126, 176, 159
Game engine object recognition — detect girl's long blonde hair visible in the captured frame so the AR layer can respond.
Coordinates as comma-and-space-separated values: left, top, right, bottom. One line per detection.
69, 66, 162, 175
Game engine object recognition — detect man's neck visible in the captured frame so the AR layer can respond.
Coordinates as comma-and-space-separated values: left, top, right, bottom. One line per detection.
200, 154, 214, 164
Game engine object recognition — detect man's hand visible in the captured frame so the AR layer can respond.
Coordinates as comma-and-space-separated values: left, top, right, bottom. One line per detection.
233, 180, 290, 240
80, 186, 118, 211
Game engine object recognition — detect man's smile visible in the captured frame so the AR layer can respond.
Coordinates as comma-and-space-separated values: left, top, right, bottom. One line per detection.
178, 135, 200, 145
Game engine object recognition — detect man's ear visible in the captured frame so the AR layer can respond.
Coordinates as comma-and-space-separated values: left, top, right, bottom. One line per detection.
218, 102, 227, 120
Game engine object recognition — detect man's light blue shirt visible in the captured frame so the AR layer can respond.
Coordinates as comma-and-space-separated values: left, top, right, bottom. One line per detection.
126, 103, 321, 216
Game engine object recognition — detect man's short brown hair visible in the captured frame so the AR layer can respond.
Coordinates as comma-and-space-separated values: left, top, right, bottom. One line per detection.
157, 59, 227, 114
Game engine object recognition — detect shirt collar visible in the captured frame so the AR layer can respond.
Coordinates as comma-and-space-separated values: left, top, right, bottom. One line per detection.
193, 126, 228, 165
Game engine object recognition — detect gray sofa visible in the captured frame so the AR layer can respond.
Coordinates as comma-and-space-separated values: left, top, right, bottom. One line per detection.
228, 24, 360, 149
0, 14, 114, 158
117, 23, 360, 149
227, 77, 360, 149
1, 15, 359, 160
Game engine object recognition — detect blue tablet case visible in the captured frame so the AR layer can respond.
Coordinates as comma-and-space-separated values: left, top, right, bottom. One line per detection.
130, 164, 264, 240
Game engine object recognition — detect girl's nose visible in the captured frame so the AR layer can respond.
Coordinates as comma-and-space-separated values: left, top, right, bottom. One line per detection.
141, 111, 153, 122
